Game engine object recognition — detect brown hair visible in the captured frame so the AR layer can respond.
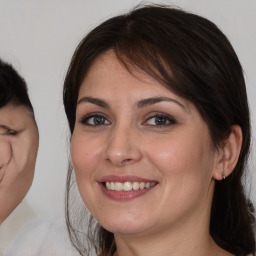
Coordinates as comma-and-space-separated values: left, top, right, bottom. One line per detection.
63, 5, 255, 256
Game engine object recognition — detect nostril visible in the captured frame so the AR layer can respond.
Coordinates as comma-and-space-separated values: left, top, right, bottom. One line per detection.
123, 158, 132, 163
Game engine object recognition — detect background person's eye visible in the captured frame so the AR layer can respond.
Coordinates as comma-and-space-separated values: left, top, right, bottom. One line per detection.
6, 129, 17, 135
80, 114, 111, 126
0, 125, 17, 135
144, 115, 176, 126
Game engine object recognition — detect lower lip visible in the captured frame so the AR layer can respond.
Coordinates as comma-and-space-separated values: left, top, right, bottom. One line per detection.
99, 183, 156, 201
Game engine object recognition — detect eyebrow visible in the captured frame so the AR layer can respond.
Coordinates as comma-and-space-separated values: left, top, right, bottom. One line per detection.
77, 96, 186, 111
0, 124, 11, 130
137, 96, 186, 110
0, 124, 16, 134
77, 96, 110, 108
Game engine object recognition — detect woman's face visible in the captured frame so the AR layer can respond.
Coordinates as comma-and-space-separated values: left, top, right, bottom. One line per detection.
71, 51, 220, 236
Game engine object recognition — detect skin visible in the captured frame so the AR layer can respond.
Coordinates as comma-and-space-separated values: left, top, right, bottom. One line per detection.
71, 51, 242, 256
0, 104, 39, 224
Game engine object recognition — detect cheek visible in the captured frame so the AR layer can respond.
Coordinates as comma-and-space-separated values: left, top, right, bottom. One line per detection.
71, 134, 96, 205
144, 130, 214, 193
71, 133, 103, 180
146, 134, 205, 173
145, 134, 215, 219
0, 139, 12, 166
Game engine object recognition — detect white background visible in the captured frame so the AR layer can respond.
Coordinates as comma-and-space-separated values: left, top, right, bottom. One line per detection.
0, 0, 255, 216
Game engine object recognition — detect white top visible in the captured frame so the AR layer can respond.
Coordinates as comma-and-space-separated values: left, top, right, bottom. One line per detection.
0, 200, 36, 256
5, 215, 80, 256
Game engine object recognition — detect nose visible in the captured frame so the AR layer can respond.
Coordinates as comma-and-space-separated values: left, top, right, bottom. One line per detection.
105, 123, 143, 167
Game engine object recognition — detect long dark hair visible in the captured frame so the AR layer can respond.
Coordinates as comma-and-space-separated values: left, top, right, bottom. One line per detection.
63, 5, 255, 256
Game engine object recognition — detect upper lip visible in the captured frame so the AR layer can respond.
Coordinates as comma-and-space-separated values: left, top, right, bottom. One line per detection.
98, 175, 157, 183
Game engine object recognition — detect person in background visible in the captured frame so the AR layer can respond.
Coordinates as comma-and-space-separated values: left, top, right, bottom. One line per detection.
0, 60, 78, 256
0, 59, 39, 253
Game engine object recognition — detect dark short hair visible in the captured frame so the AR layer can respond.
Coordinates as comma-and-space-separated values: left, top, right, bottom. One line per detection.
0, 58, 34, 112
63, 5, 255, 256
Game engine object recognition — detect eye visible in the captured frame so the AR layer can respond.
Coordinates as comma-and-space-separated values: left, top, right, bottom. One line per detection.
144, 114, 176, 126
80, 114, 111, 126
6, 129, 17, 135
0, 125, 17, 135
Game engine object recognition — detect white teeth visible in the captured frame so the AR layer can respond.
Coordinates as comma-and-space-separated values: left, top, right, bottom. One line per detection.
139, 182, 145, 189
145, 182, 150, 188
106, 182, 111, 190
132, 182, 140, 190
105, 181, 156, 191
110, 182, 115, 190
123, 182, 132, 191
115, 182, 123, 191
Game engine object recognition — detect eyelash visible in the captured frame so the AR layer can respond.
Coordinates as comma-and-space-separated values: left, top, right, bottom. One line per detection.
79, 113, 176, 127
0, 125, 17, 136
143, 114, 176, 127
6, 129, 17, 135
79, 114, 111, 126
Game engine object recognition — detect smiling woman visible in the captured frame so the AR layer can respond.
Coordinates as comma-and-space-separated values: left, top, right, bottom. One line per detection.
63, 4, 255, 256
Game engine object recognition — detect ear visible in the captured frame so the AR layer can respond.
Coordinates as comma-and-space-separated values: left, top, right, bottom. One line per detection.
212, 125, 243, 181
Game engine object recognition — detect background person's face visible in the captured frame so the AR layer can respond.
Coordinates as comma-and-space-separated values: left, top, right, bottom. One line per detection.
0, 104, 38, 223
0, 126, 12, 182
71, 51, 221, 237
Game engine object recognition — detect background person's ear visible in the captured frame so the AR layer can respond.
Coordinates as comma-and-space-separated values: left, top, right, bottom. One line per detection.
213, 125, 243, 181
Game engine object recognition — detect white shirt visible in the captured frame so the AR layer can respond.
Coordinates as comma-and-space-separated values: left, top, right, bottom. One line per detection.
0, 200, 36, 256
5, 215, 79, 256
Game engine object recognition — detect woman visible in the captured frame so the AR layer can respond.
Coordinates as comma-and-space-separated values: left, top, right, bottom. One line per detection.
63, 5, 255, 256
0, 58, 39, 225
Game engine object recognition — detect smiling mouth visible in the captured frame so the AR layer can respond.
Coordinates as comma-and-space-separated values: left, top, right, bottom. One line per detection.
104, 181, 157, 192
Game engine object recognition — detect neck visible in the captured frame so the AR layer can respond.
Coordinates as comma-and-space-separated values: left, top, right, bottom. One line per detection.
114, 219, 214, 256
113, 194, 230, 256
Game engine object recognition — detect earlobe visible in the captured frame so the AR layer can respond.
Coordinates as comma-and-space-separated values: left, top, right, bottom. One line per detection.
213, 125, 243, 181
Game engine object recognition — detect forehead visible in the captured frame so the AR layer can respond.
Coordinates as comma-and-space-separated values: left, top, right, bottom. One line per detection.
78, 51, 188, 107
81, 51, 151, 90
0, 104, 34, 128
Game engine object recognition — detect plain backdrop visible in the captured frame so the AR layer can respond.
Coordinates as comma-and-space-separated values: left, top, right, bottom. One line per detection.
0, 0, 255, 217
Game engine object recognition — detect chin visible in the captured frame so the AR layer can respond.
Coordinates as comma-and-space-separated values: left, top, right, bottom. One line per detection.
95, 210, 155, 236
102, 221, 150, 236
